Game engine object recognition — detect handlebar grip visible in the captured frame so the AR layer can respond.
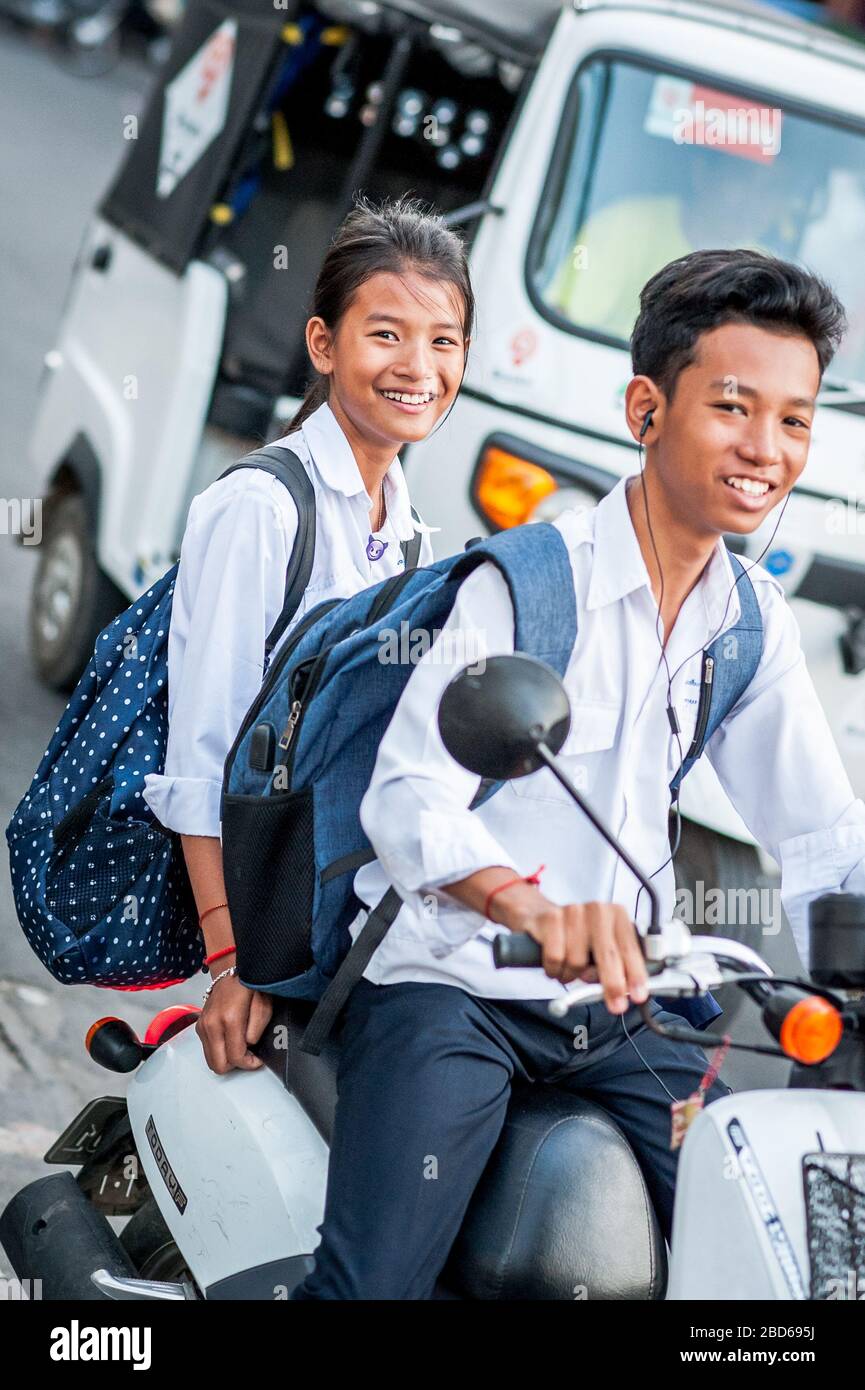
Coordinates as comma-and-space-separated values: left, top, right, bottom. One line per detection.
492, 933, 544, 968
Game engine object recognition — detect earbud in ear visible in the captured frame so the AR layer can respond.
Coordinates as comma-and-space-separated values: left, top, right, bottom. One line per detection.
639, 409, 655, 440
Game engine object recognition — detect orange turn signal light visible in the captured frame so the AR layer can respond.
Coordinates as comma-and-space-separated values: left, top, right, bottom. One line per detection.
85, 1016, 121, 1054
474, 446, 558, 529
779, 996, 843, 1064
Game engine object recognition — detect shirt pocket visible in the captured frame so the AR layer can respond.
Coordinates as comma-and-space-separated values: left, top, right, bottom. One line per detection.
510, 699, 620, 803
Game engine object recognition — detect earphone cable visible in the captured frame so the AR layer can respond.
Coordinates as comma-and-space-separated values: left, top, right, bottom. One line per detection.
631, 427, 790, 919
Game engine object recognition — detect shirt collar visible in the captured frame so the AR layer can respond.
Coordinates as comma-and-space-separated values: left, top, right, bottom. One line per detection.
301, 400, 437, 544
586, 474, 742, 635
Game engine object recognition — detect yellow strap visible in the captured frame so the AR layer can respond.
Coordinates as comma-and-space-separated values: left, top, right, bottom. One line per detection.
271, 111, 294, 170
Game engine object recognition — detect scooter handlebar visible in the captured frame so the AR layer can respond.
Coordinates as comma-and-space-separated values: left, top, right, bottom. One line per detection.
491, 926, 774, 1020
492, 933, 544, 968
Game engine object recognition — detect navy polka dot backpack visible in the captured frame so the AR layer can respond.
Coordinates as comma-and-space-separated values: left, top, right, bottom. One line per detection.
4, 447, 317, 991
6, 571, 203, 990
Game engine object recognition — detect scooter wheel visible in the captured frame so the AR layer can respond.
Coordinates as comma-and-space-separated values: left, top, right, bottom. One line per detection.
120, 1197, 198, 1287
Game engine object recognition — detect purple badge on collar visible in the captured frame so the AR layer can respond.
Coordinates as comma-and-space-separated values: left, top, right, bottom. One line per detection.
366, 535, 389, 562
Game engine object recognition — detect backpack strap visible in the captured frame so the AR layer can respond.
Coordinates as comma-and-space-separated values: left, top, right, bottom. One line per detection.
669, 552, 764, 799
399, 505, 423, 571
298, 888, 404, 1055
455, 523, 578, 811
450, 523, 577, 670
216, 446, 317, 668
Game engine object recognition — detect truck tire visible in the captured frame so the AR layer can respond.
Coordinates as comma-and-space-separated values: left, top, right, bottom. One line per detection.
120, 1197, 197, 1287
29, 491, 126, 693
673, 818, 780, 1027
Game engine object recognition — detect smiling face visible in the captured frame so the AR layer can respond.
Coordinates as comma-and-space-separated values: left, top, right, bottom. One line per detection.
305, 267, 469, 453
626, 320, 821, 538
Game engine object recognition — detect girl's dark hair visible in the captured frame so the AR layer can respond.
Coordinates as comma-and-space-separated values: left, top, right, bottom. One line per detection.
288, 194, 475, 430
630, 248, 847, 401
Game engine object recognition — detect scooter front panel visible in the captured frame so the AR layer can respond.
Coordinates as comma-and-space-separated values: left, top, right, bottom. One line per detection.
125, 1023, 328, 1294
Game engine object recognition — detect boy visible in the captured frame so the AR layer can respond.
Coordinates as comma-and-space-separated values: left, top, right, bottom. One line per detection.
291, 249, 865, 1299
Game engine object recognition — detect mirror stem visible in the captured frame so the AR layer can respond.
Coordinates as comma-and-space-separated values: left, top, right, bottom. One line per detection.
534, 742, 661, 934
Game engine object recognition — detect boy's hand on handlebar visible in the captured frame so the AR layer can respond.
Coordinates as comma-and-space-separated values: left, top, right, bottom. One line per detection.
495, 890, 649, 1013
197, 964, 274, 1074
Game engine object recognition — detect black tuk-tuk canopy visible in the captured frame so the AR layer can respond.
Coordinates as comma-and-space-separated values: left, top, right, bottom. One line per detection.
99, 0, 561, 274
331, 0, 562, 64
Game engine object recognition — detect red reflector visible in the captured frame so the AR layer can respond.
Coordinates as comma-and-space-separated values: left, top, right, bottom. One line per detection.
144, 1005, 200, 1048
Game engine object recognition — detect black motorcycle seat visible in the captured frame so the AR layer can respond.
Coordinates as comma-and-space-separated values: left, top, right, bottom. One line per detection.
253, 996, 667, 1299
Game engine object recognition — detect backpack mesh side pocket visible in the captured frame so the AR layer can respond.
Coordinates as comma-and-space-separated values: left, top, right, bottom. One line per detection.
222, 787, 316, 987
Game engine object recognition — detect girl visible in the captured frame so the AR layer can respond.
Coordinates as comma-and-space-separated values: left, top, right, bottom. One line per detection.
142, 195, 474, 1075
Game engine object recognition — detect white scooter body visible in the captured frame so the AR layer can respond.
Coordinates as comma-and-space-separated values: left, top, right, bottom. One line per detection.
125, 1024, 327, 1294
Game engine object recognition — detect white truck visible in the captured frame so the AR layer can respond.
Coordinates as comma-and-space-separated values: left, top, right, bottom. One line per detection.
24, 0, 865, 935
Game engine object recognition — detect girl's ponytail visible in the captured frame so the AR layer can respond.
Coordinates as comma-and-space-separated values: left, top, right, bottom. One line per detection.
288, 376, 329, 432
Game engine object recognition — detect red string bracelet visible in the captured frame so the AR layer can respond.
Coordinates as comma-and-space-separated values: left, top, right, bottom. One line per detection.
484, 864, 545, 922
203, 944, 237, 967
199, 901, 229, 929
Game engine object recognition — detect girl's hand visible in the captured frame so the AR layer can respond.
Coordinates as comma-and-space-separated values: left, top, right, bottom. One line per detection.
196, 969, 273, 1074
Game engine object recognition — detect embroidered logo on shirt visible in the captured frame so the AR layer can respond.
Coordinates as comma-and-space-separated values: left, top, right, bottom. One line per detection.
366, 536, 389, 562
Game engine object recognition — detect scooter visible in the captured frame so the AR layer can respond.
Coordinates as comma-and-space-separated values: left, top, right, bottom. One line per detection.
2, 655, 865, 1300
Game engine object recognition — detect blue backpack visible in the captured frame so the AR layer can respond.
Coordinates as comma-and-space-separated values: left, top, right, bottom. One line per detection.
219, 521, 763, 1054
4, 446, 424, 990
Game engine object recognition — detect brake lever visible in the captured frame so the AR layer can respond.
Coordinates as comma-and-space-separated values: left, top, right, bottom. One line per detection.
547, 954, 725, 1017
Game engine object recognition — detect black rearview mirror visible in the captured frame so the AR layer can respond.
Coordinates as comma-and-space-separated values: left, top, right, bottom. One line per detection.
437, 654, 571, 780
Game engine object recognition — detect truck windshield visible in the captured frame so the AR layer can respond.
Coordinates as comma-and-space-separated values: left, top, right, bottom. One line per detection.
530, 57, 865, 390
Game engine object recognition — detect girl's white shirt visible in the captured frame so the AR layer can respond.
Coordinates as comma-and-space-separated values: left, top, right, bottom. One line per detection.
141, 400, 436, 838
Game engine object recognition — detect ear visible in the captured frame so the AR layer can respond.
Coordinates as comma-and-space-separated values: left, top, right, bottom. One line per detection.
624, 375, 662, 446
306, 317, 335, 378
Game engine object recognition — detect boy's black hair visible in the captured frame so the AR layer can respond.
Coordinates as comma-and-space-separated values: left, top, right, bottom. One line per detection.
630, 248, 847, 401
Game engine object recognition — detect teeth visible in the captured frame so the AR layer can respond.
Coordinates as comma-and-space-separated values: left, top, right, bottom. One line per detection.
726, 476, 770, 496
381, 390, 434, 405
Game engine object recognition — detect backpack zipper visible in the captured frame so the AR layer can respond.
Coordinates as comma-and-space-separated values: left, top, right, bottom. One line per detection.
278, 700, 302, 751
275, 650, 322, 752
222, 599, 342, 795
687, 652, 715, 758
270, 576, 412, 781
272, 649, 331, 779
228, 569, 415, 792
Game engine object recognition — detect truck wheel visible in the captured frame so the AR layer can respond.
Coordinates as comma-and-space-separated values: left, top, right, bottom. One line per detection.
673, 819, 780, 1027
120, 1197, 198, 1287
60, 11, 124, 78
29, 492, 126, 693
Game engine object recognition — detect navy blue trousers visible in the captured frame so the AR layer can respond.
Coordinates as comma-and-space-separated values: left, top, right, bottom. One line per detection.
290, 977, 731, 1300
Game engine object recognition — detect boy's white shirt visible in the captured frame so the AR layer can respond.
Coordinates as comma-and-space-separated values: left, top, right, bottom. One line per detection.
141, 400, 435, 838
352, 474, 865, 997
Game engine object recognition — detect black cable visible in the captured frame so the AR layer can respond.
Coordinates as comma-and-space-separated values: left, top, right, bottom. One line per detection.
620, 1009, 679, 1102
